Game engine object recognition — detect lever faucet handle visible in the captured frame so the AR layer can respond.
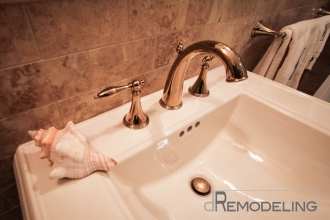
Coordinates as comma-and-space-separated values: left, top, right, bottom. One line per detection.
94, 80, 145, 99
202, 55, 214, 64
123, 79, 149, 129
94, 79, 149, 129
188, 55, 213, 97
130, 79, 145, 91
94, 84, 129, 99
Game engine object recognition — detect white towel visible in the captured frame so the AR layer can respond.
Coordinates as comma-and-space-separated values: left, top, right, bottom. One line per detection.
306, 23, 330, 69
253, 16, 330, 89
252, 30, 291, 81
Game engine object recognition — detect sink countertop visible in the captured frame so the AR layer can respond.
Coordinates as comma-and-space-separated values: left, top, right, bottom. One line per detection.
14, 66, 330, 220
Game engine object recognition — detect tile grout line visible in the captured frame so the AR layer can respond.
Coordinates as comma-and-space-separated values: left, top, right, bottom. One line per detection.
0, 205, 22, 218
22, 2, 43, 60
54, 102, 65, 128
2, 186, 17, 209
0, 154, 15, 165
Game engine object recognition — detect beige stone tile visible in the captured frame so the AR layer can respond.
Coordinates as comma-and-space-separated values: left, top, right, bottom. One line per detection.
275, 0, 306, 11
221, 0, 259, 21
0, 52, 91, 118
0, 0, 30, 3
184, 54, 223, 80
291, 5, 316, 23
0, 103, 63, 158
128, 0, 189, 40
0, 3, 39, 68
255, 0, 279, 15
27, 0, 128, 58
202, 17, 256, 46
243, 54, 262, 71
89, 37, 156, 89
154, 28, 203, 68
273, 9, 301, 30
57, 79, 131, 125
233, 37, 269, 63
185, 0, 222, 28
130, 65, 171, 97
254, 8, 301, 33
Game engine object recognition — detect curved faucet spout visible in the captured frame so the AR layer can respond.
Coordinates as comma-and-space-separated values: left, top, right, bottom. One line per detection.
159, 40, 248, 110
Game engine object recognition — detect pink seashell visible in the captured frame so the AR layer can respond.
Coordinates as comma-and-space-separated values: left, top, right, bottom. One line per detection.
28, 127, 57, 159
28, 121, 117, 179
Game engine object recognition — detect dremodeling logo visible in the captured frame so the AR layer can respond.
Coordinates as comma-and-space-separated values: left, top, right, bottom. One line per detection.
204, 191, 317, 212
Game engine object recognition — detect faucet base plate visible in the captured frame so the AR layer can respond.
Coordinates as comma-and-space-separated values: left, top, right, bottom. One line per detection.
159, 99, 182, 110
123, 115, 149, 130
188, 86, 210, 97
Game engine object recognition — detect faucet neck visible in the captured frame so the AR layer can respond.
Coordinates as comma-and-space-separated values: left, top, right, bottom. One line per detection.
160, 41, 248, 110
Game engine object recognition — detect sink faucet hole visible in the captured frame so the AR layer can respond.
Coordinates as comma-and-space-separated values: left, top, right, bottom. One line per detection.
187, 126, 193, 132
190, 176, 211, 196
195, 121, 200, 128
179, 131, 185, 137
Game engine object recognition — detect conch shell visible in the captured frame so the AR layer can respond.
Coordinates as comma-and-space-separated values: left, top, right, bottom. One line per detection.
28, 121, 117, 179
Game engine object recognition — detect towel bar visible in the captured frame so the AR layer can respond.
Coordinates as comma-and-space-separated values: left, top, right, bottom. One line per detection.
251, 20, 286, 38
315, 8, 330, 18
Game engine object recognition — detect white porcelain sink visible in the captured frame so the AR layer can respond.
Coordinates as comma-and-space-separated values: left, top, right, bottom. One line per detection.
14, 66, 330, 220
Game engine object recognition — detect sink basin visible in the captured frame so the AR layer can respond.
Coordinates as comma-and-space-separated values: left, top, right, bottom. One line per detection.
14, 66, 330, 219
111, 93, 330, 219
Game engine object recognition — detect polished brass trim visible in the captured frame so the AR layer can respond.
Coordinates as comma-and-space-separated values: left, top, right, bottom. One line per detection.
188, 55, 213, 97
95, 80, 149, 129
160, 40, 248, 109
176, 41, 184, 54
251, 20, 286, 38
190, 176, 211, 196
159, 98, 182, 110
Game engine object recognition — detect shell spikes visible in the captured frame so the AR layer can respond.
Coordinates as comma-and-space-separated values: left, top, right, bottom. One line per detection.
28, 121, 117, 179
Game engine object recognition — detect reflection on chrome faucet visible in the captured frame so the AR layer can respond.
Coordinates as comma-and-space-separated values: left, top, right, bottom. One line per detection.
160, 41, 248, 110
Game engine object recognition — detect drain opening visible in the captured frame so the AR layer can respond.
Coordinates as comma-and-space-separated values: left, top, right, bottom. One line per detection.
190, 177, 211, 196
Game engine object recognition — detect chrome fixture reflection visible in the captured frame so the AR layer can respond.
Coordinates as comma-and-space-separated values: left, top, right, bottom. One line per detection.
160, 41, 248, 110
188, 55, 214, 97
315, 7, 330, 18
95, 80, 149, 129
251, 20, 286, 38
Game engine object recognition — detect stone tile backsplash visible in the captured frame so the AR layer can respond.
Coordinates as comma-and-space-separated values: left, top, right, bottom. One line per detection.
27, 0, 128, 58
0, 52, 91, 118
0, 3, 39, 68
0, 0, 328, 217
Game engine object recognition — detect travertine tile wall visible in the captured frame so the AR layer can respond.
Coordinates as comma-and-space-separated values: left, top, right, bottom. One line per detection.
0, 0, 328, 217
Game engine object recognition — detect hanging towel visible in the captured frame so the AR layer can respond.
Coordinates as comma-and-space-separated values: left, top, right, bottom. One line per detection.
253, 15, 330, 89
306, 23, 330, 69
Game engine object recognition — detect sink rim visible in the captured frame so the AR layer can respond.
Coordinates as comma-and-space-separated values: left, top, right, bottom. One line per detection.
14, 66, 330, 220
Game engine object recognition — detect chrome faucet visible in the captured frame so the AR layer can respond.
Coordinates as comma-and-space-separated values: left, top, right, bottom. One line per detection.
94, 80, 149, 129
159, 41, 248, 110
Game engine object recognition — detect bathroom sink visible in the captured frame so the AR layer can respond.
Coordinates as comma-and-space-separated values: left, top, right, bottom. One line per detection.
14, 66, 330, 219
111, 91, 330, 219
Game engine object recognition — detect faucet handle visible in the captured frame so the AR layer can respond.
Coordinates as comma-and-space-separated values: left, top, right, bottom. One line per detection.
188, 55, 213, 97
130, 79, 145, 91
94, 79, 149, 129
202, 55, 214, 64
176, 41, 184, 54
124, 79, 149, 129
